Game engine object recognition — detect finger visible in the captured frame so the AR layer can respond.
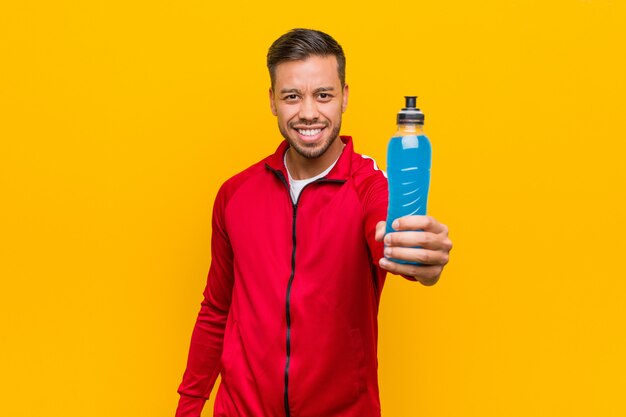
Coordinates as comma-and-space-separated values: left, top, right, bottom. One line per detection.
375, 221, 386, 242
391, 215, 448, 234
383, 247, 450, 266
379, 258, 443, 283
384, 231, 448, 250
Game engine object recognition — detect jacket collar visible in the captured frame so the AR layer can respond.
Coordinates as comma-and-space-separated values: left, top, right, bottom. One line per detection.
265, 135, 353, 181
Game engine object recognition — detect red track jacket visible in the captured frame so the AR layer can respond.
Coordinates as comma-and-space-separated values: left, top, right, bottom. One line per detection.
177, 136, 411, 416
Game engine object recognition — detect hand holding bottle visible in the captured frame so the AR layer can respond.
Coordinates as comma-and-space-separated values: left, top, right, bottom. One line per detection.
380, 96, 451, 284
375, 216, 452, 286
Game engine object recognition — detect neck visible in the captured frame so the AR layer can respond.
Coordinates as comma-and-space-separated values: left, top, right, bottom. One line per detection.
286, 137, 345, 180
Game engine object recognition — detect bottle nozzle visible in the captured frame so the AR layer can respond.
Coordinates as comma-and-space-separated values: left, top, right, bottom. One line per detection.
405, 96, 417, 109
397, 95, 424, 125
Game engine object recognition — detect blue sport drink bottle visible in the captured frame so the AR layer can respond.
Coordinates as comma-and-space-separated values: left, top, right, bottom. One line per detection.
385, 96, 432, 265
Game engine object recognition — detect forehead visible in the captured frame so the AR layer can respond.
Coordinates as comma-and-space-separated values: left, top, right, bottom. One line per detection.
274, 55, 341, 89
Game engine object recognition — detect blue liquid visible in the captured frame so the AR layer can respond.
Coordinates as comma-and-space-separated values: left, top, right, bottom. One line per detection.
385, 134, 431, 265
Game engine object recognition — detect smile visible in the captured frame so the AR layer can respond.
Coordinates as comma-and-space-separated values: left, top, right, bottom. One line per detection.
297, 128, 322, 136
293, 126, 326, 142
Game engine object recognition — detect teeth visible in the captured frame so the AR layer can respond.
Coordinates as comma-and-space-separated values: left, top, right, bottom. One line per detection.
298, 128, 322, 136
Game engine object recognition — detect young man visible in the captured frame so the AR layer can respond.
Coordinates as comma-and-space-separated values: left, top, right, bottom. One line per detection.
176, 29, 452, 417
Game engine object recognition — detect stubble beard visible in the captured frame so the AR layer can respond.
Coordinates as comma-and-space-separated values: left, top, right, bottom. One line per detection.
278, 122, 342, 159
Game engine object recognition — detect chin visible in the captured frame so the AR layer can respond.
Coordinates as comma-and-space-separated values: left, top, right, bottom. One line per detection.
280, 124, 340, 159
291, 138, 334, 159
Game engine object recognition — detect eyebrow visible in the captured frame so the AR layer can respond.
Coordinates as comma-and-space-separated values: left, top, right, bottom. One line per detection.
279, 87, 336, 94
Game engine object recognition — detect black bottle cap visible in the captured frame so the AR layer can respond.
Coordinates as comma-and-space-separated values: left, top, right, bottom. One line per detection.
397, 95, 424, 124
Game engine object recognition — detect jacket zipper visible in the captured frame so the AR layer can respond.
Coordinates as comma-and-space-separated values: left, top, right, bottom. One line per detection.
268, 165, 345, 417
284, 200, 296, 417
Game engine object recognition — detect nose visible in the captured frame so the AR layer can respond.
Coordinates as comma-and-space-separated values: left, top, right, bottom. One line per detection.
298, 96, 320, 121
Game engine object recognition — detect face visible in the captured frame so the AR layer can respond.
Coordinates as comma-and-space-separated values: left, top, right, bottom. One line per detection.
269, 55, 349, 159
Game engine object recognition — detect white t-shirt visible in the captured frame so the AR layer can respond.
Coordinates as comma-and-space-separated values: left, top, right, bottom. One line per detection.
284, 152, 340, 204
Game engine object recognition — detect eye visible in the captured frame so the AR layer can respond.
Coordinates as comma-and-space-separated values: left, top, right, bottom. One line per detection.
283, 94, 299, 102
318, 93, 332, 101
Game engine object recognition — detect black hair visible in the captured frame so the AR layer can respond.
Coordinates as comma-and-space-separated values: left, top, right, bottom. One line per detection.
267, 28, 346, 89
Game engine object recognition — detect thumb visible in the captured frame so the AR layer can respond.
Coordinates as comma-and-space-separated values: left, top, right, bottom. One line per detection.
375, 221, 386, 242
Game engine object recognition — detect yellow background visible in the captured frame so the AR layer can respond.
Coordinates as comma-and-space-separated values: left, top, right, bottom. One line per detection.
1, 0, 625, 416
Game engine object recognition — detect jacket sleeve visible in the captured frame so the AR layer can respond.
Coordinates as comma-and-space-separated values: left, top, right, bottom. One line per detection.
360, 169, 391, 292
176, 185, 235, 417
361, 169, 418, 284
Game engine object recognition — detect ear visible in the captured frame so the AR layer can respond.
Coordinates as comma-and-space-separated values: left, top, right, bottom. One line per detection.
269, 87, 277, 116
341, 84, 349, 113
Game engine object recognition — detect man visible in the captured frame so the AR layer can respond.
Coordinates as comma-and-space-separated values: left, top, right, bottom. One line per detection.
176, 28, 452, 417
